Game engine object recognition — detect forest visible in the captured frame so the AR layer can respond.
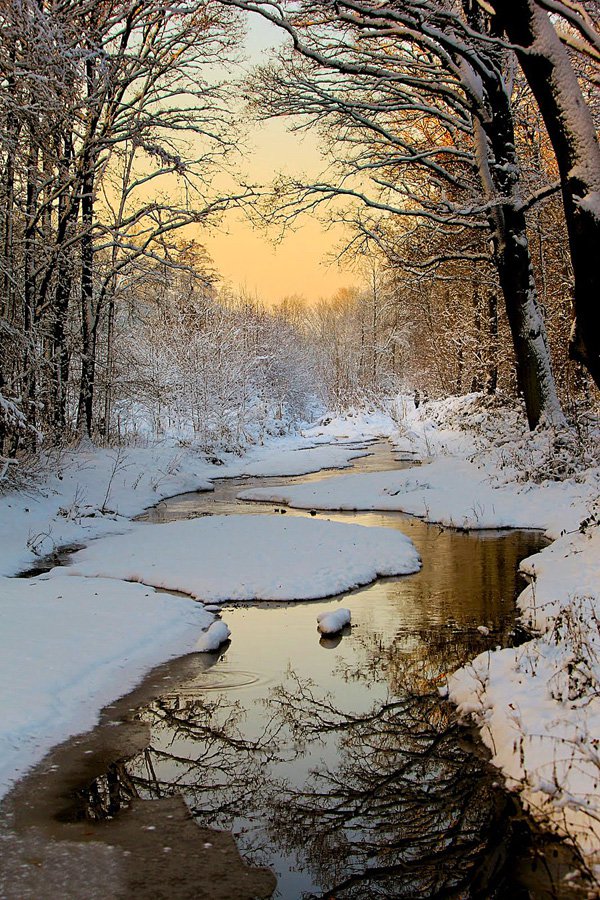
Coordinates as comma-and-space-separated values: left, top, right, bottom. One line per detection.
0, 0, 598, 468
0, 3, 599, 896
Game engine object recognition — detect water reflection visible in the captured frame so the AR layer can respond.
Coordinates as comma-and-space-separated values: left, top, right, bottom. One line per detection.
62, 443, 579, 896
73, 646, 580, 898
266, 674, 511, 899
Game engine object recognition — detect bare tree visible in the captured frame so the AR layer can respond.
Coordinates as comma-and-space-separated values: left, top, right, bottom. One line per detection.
0, 0, 244, 446
225, 0, 567, 427
489, 0, 600, 388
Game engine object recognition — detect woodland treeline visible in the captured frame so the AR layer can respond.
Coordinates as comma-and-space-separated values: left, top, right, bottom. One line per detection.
0, 0, 598, 460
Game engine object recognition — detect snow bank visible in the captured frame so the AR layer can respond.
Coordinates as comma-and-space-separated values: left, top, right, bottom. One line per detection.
390, 393, 600, 877
63, 514, 421, 602
239, 456, 596, 536
196, 619, 231, 652
0, 574, 211, 801
0, 418, 395, 807
234, 444, 368, 477
448, 525, 600, 875
518, 526, 600, 630
317, 608, 351, 634
0, 435, 378, 579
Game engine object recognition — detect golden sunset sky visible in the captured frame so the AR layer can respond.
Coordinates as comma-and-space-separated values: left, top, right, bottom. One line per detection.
203, 13, 356, 305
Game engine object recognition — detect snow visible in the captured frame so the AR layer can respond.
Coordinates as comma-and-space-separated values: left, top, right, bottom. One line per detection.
518, 527, 600, 630
448, 524, 600, 864
384, 395, 599, 877
0, 394, 598, 880
243, 394, 600, 875
0, 437, 371, 579
196, 619, 232, 652
0, 423, 401, 801
61, 514, 421, 602
234, 444, 369, 477
317, 607, 351, 634
239, 455, 596, 537
0, 573, 211, 800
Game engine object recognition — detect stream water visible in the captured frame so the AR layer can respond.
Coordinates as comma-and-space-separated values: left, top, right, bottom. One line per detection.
1, 442, 586, 898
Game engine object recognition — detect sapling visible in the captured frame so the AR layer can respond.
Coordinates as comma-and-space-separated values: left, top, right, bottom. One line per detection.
101, 447, 130, 514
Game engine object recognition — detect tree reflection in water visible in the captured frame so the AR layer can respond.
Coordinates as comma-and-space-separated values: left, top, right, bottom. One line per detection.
70, 628, 561, 899
266, 673, 511, 898
74, 692, 287, 843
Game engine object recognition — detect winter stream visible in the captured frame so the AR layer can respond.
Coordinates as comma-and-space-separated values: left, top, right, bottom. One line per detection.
0, 443, 584, 898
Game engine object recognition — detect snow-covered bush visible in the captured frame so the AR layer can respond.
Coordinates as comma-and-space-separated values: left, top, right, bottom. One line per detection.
110, 287, 322, 451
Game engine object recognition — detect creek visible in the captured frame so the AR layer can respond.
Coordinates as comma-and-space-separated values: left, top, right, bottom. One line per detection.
0, 442, 584, 898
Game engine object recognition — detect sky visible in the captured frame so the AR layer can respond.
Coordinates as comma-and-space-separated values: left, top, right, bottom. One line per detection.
202, 13, 356, 306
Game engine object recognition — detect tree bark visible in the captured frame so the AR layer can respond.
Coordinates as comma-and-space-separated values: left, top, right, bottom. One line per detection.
473, 100, 565, 429
493, 0, 600, 388
486, 292, 498, 395
23, 139, 39, 444
77, 160, 96, 437
52, 134, 77, 432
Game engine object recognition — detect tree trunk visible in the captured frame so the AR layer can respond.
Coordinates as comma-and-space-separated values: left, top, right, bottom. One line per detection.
23, 140, 39, 444
52, 135, 76, 433
77, 161, 96, 437
472, 103, 564, 429
494, 0, 600, 388
494, 202, 561, 429
486, 292, 498, 395
77, 54, 98, 438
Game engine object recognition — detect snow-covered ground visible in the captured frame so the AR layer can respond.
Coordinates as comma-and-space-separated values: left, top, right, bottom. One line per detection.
1, 394, 598, 884
0, 414, 408, 802
62, 514, 421, 601
404, 396, 599, 881
0, 574, 212, 801
0, 438, 371, 579
239, 456, 594, 534
449, 527, 600, 868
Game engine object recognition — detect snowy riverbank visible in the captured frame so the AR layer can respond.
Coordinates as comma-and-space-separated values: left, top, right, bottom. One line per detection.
0, 410, 410, 801
407, 395, 600, 881
1, 395, 598, 885
256, 395, 600, 880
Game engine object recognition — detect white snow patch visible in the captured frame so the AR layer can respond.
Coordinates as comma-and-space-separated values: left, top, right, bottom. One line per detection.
0, 432, 380, 579
239, 456, 596, 536
317, 608, 351, 634
391, 395, 600, 876
234, 445, 369, 477
195, 620, 231, 652
0, 574, 211, 801
62, 515, 421, 602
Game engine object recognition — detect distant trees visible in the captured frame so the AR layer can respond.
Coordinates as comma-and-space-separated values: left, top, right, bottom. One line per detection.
278, 274, 408, 411
1, 0, 597, 462
113, 262, 321, 448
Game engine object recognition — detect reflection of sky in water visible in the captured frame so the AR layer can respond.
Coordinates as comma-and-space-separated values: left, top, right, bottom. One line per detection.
125, 445, 550, 896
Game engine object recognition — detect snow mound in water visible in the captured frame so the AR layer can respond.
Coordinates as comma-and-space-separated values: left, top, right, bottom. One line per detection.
317, 608, 351, 634
62, 514, 421, 602
196, 620, 231, 652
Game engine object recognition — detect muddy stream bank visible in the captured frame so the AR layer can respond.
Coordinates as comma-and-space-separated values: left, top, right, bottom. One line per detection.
0, 442, 586, 898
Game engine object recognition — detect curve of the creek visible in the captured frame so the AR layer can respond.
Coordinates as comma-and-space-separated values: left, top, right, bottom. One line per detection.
0, 442, 586, 899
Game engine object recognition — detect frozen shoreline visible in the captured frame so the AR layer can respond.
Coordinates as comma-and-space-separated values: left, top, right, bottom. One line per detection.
0, 396, 598, 883
0, 410, 410, 802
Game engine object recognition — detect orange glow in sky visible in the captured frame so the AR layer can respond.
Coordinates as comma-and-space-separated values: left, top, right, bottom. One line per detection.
203, 14, 356, 305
